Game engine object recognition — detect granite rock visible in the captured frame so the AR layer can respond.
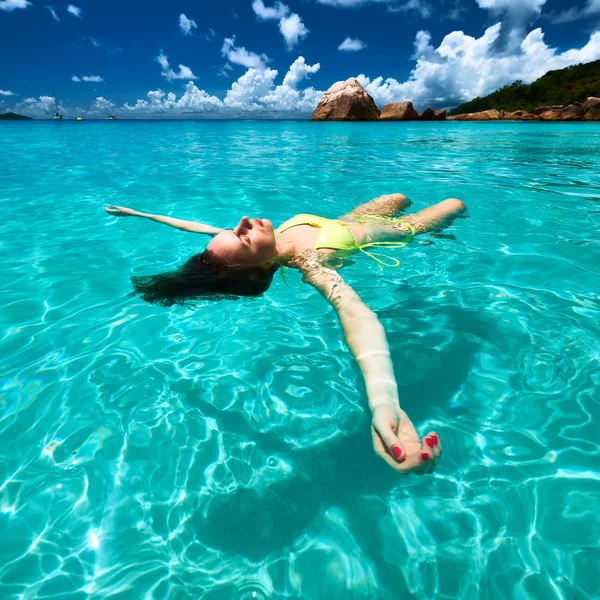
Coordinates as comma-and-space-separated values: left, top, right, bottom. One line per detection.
310, 78, 381, 121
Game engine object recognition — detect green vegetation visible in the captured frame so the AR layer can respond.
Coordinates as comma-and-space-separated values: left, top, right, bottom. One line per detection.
0, 112, 32, 120
450, 60, 600, 115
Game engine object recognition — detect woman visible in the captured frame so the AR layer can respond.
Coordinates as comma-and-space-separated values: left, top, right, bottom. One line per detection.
106, 193, 466, 475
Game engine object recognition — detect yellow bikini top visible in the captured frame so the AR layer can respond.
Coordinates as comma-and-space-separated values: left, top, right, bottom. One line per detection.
274, 213, 416, 269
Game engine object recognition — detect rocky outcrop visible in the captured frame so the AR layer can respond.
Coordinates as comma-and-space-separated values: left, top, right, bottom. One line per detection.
583, 97, 600, 112
583, 97, 600, 119
420, 106, 435, 121
451, 109, 503, 121
433, 109, 446, 120
502, 110, 536, 120
310, 78, 380, 121
380, 101, 420, 121
450, 98, 600, 121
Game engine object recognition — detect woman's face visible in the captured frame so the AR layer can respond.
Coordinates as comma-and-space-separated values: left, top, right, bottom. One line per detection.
206, 216, 277, 266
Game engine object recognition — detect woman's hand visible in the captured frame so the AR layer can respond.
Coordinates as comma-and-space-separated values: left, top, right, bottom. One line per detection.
371, 404, 441, 474
105, 205, 138, 217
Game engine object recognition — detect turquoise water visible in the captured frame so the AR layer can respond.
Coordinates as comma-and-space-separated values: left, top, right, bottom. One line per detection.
1, 120, 599, 599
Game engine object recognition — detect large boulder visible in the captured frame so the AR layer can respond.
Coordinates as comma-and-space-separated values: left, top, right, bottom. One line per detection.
452, 109, 503, 121
433, 109, 447, 121
583, 108, 600, 120
583, 97, 600, 113
380, 101, 420, 121
420, 106, 435, 120
538, 109, 563, 121
502, 110, 536, 120
560, 104, 583, 120
534, 105, 565, 115
310, 78, 380, 121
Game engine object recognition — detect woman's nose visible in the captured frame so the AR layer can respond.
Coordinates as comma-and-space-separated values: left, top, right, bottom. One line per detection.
237, 216, 251, 232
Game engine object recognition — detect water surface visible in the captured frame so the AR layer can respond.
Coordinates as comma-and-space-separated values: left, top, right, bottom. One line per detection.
1, 121, 599, 599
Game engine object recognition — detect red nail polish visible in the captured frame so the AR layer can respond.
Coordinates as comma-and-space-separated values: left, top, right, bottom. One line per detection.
421, 453, 429, 461
431, 434, 438, 445
392, 445, 402, 458
425, 437, 434, 448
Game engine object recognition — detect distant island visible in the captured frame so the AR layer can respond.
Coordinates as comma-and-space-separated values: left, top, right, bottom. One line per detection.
450, 59, 600, 115
0, 112, 32, 120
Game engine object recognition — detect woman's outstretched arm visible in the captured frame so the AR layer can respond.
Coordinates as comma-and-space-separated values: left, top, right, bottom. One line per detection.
105, 205, 223, 236
294, 251, 441, 474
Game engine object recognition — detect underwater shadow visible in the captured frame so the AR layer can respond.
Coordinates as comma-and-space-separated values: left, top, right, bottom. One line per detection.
189, 298, 511, 563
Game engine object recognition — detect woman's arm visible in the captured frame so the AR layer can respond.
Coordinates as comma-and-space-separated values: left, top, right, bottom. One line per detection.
105, 205, 223, 236
294, 251, 441, 474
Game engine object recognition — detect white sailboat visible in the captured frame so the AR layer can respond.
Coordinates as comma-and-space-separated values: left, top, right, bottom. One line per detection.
52, 89, 63, 120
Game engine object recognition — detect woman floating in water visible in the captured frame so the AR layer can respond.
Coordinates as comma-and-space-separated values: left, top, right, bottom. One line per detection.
106, 193, 466, 476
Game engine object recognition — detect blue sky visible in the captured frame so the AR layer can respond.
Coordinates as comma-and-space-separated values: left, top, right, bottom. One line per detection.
1, 0, 599, 118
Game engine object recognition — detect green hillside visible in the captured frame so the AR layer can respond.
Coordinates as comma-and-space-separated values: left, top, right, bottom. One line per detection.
0, 112, 32, 120
450, 60, 600, 115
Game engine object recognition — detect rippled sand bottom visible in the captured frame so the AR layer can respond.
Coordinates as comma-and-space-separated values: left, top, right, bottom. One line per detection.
0, 121, 599, 599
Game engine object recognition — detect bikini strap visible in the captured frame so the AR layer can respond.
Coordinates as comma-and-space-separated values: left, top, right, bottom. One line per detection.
355, 222, 417, 270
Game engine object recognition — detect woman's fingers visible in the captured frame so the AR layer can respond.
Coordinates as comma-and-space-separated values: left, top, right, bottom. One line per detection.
420, 431, 441, 473
373, 418, 406, 463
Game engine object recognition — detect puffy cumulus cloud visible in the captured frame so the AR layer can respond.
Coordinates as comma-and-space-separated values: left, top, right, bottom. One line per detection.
66, 4, 81, 17
357, 25, 600, 110
9, 58, 323, 119
476, 0, 547, 52
72, 76, 81, 82
281, 56, 320, 88
12, 95, 56, 118
0, 89, 15, 96
222, 36, 269, 69
279, 13, 309, 49
156, 52, 197, 81
338, 37, 367, 51
179, 13, 197, 35
0, 0, 30, 11
252, 0, 289, 20
252, 1, 309, 50
122, 85, 222, 116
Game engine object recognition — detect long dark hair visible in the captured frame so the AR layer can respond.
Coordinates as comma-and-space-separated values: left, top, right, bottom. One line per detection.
130, 251, 278, 306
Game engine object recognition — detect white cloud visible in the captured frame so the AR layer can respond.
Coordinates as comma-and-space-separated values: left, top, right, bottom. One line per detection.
551, 0, 600, 23
476, 0, 547, 52
338, 37, 367, 51
12, 95, 56, 118
179, 13, 197, 35
356, 25, 600, 110
388, 0, 432, 17
72, 75, 104, 83
156, 52, 197, 81
221, 37, 269, 69
279, 13, 309, 49
67, 4, 81, 17
9, 57, 322, 119
0, 89, 15, 96
252, 1, 309, 49
0, 0, 30, 11
90, 97, 115, 112
282, 56, 320, 88
252, 0, 289, 20
46, 5, 59, 21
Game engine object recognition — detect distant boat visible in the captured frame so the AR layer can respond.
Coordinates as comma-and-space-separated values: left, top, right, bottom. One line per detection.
52, 89, 63, 120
